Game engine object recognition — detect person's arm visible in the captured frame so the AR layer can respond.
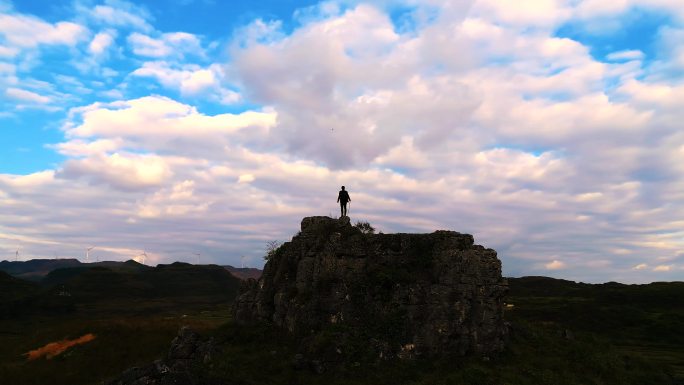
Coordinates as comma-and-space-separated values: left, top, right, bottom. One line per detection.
337, 192, 340, 203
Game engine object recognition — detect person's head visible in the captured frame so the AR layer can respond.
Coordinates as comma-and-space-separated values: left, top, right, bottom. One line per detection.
341, 186, 345, 190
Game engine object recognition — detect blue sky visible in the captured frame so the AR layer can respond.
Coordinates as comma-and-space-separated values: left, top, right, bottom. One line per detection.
1, 0, 684, 283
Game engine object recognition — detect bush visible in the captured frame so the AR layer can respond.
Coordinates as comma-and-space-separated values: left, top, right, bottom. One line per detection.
354, 221, 375, 234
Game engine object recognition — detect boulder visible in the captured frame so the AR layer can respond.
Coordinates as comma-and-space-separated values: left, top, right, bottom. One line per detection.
104, 327, 218, 385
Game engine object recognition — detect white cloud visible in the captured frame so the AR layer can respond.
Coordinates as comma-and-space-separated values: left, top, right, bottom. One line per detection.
3, 0, 684, 282
63, 96, 274, 141
136, 180, 208, 218
127, 32, 170, 57
606, 49, 644, 62
470, 0, 574, 29
89, 30, 116, 56
238, 174, 255, 183
575, 0, 684, 22
5, 87, 51, 104
0, 170, 55, 188
653, 265, 672, 272
233, 18, 284, 47
131, 62, 240, 103
0, 13, 87, 48
0, 61, 15, 74
52, 138, 124, 157
0, 44, 18, 58
131, 62, 212, 93
545, 260, 567, 270
58, 152, 172, 190
85, 1, 152, 31
127, 31, 203, 58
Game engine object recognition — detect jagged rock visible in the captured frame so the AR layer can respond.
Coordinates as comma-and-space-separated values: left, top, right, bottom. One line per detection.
293, 353, 307, 370
104, 327, 218, 385
233, 216, 508, 362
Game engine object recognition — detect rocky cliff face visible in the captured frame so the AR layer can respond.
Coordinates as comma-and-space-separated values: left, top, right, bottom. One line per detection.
233, 216, 508, 360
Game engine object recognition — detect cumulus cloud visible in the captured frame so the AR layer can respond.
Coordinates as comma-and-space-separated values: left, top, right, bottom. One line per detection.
130, 62, 236, 101
57, 152, 172, 191
62, 96, 275, 144
3, 0, 684, 283
231, 5, 482, 168
0, 13, 87, 48
52, 138, 124, 157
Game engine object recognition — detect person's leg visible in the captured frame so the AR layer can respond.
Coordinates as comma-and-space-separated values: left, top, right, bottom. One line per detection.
340, 203, 344, 217
342, 203, 347, 216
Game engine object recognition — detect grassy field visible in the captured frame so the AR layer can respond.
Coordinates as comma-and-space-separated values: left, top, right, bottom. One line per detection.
506, 277, 684, 383
1, 268, 682, 385
190, 277, 682, 385
196, 315, 673, 385
0, 263, 239, 385
0, 306, 232, 385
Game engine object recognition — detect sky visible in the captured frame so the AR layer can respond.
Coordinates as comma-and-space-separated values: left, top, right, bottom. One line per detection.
1, 0, 683, 283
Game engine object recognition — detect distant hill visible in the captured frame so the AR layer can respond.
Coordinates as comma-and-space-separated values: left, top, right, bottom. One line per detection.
508, 276, 684, 307
0, 259, 82, 281
0, 262, 243, 319
40, 259, 151, 288
222, 265, 262, 280
41, 262, 241, 302
1, 259, 264, 283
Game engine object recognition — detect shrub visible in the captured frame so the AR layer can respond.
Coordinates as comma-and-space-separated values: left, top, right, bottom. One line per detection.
354, 221, 376, 234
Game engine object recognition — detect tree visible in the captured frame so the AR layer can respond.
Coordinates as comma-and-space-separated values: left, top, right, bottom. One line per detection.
354, 221, 375, 234
264, 240, 282, 261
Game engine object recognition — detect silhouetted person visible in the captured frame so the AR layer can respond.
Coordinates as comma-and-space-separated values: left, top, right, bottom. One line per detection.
337, 186, 351, 217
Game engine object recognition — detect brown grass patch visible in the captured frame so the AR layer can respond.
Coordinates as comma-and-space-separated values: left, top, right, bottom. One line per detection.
25, 334, 96, 360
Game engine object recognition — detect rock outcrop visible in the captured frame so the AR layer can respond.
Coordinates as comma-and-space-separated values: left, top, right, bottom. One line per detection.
104, 327, 219, 385
233, 216, 508, 361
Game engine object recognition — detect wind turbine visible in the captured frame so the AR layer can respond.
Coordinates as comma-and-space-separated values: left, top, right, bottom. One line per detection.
194, 253, 200, 265
241, 256, 246, 268
85, 246, 95, 263
138, 251, 147, 265
15, 249, 19, 262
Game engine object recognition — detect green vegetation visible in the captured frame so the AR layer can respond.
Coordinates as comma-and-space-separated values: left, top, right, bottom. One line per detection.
1, 263, 682, 385
0, 263, 239, 385
202, 276, 682, 385
507, 276, 684, 381
203, 316, 673, 385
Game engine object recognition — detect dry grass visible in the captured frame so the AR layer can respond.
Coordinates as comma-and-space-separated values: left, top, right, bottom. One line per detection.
25, 333, 96, 360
